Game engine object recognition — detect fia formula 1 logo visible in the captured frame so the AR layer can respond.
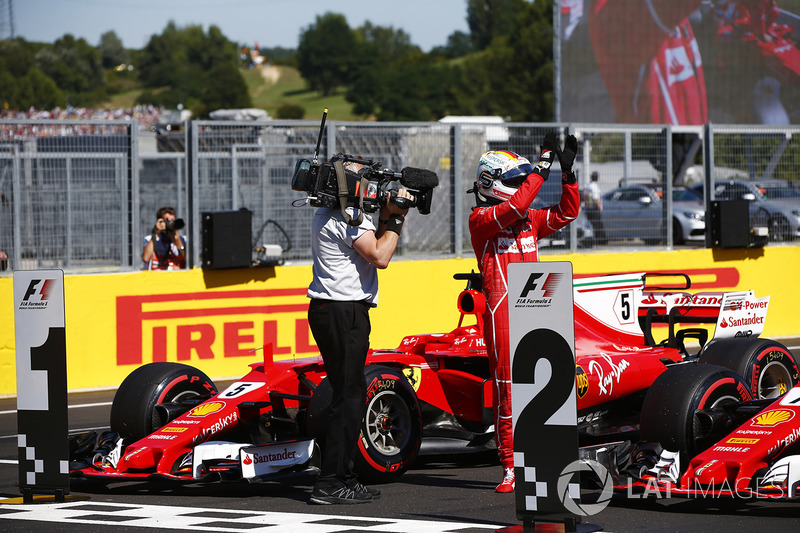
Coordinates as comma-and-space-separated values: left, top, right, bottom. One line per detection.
514, 272, 563, 308
18, 279, 57, 309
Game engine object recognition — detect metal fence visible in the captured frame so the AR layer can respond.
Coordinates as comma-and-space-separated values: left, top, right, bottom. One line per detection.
1, 119, 798, 273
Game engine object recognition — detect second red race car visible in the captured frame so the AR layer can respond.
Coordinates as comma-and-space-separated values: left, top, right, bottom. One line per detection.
69, 270, 799, 487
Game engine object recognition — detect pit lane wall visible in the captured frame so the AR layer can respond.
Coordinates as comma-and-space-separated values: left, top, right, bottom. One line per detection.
1, 246, 798, 396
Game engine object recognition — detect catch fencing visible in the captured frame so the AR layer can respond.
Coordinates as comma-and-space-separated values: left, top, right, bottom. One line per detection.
0, 119, 798, 273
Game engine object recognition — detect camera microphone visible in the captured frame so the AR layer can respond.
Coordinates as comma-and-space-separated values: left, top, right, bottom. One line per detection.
400, 167, 439, 190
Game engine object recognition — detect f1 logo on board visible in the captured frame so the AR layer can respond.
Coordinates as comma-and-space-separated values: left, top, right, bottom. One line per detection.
513, 273, 563, 309
18, 279, 57, 309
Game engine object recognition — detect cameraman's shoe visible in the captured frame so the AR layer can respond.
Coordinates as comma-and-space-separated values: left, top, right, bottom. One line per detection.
496, 467, 515, 493
346, 478, 380, 499
309, 480, 372, 505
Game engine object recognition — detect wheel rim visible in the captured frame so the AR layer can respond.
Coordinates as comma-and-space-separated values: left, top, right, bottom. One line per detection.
364, 390, 411, 456
758, 360, 793, 399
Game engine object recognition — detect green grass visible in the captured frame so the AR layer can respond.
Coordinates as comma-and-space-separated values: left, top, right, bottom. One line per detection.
101, 64, 361, 120
241, 65, 360, 120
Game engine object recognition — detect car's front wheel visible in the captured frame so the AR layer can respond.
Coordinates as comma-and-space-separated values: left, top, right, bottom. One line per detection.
639, 363, 752, 469
110, 362, 217, 443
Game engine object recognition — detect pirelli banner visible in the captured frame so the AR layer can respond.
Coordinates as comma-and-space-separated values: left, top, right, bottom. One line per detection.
508, 262, 578, 526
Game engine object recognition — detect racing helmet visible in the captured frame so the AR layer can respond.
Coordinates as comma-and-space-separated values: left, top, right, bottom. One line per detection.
473, 150, 534, 205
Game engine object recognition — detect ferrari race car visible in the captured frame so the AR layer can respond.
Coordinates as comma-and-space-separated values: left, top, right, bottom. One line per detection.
68, 270, 800, 487
584, 367, 800, 501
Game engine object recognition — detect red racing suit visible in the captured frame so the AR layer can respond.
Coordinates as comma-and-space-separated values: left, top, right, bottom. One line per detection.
469, 173, 580, 469
589, 0, 707, 125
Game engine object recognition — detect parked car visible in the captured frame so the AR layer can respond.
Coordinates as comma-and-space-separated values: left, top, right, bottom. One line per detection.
691, 179, 800, 241
533, 177, 595, 249
597, 183, 705, 245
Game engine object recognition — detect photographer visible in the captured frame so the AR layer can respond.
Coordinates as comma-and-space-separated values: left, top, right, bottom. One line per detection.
142, 206, 187, 271
306, 158, 412, 505
468, 133, 580, 493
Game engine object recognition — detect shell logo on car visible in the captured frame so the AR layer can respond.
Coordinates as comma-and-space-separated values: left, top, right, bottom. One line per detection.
752, 409, 794, 427
188, 401, 226, 417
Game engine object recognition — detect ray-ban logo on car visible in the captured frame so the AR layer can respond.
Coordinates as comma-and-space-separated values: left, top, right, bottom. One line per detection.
514, 272, 563, 308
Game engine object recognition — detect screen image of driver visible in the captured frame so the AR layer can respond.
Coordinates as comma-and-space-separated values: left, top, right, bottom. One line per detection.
467, 133, 580, 493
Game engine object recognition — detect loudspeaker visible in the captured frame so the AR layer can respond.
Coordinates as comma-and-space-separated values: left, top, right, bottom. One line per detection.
709, 200, 749, 248
201, 210, 252, 269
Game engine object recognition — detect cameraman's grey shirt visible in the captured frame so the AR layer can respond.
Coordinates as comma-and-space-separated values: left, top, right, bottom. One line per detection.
307, 207, 379, 306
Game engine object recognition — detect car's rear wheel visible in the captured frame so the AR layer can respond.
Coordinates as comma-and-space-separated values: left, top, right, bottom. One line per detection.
110, 362, 217, 443
699, 337, 799, 399
355, 365, 422, 483
305, 364, 422, 483
639, 363, 751, 469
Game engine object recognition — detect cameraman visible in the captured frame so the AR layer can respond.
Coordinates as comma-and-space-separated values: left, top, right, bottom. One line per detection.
468, 133, 580, 493
307, 159, 412, 505
142, 206, 187, 271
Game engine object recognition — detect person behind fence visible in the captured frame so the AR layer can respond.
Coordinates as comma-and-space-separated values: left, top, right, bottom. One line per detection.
585, 171, 606, 243
467, 133, 580, 493
306, 158, 413, 505
142, 206, 187, 271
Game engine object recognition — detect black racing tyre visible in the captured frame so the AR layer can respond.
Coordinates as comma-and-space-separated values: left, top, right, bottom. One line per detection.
355, 365, 422, 483
110, 362, 217, 443
639, 363, 751, 468
699, 337, 799, 400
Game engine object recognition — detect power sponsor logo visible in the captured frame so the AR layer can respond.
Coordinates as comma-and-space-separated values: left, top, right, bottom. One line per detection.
716, 292, 769, 339
18, 278, 58, 309
188, 401, 226, 417
575, 365, 589, 398
115, 288, 318, 365
752, 409, 794, 427
513, 272, 564, 308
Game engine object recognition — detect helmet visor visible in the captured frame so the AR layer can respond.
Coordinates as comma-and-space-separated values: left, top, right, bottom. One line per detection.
500, 163, 534, 188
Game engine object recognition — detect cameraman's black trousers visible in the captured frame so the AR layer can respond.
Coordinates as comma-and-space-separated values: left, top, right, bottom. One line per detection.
307, 298, 371, 486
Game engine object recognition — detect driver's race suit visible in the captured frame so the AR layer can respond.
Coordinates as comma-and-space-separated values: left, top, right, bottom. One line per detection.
468, 173, 580, 470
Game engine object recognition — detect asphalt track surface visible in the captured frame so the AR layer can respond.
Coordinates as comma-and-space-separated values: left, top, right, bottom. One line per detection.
2, 339, 800, 533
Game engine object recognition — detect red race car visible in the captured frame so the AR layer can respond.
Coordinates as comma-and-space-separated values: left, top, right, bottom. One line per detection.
69, 271, 799, 485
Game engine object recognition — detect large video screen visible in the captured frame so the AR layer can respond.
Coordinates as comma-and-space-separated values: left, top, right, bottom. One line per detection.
559, 0, 800, 125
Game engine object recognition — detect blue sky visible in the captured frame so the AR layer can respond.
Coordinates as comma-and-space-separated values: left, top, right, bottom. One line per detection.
14, 0, 471, 51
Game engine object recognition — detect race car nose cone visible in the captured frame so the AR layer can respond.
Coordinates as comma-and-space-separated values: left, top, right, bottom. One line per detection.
689, 458, 737, 488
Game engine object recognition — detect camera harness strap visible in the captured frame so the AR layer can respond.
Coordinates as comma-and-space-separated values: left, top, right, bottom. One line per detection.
333, 159, 369, 227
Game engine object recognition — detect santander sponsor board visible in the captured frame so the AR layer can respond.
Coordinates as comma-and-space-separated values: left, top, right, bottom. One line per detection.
240, 440, 314, 479
714, 291, 769, 339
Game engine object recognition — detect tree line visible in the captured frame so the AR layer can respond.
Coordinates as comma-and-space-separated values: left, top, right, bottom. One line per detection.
0, 0, 553, 121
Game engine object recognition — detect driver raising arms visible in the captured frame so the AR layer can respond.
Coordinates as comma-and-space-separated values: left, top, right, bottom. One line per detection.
468, 132, 580, 492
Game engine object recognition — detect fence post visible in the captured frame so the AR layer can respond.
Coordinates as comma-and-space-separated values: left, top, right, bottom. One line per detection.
703, 124, 714, 249
452, 124, 463, 257
666, 125, 673, 249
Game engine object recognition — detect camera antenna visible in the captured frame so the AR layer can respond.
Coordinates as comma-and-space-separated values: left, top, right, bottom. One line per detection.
313, 108, 328, 165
